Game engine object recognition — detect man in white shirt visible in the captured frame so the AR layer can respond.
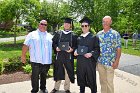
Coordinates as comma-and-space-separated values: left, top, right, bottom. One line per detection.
21, 20, 53, 93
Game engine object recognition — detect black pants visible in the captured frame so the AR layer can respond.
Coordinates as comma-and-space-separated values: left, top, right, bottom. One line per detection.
31, 62, 50, 93
80, 86, 96, 93
80, 86, 85, 93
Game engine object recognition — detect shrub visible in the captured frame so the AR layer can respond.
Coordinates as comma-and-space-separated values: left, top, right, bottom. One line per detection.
22, 64, 32, 74
74, 59, 77, 73
4, 61, 22, 73
10, 25, 26, 33
3, 56, 23, 73
0, 61, 4, 74
48, 68, 53, 77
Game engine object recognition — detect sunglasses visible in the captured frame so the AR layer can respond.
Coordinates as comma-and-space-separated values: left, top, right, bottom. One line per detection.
40, 23, 47, 26
81, 25, 89, 28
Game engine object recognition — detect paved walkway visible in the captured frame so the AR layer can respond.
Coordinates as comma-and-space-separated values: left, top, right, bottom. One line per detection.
0, 36, 26, 43
119, 53, 140, 76
0, 69, 140, 93
0, 36, 140, 93
1, 52, 140, 93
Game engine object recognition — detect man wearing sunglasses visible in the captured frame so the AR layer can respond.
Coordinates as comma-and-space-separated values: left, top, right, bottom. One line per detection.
74, 17, 100, 93
21, 20, 53, 93
97, 16, 121, 93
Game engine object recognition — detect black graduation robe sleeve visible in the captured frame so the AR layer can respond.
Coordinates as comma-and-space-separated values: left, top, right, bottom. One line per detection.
52, 32, 60, 54
71, 34, 78, 51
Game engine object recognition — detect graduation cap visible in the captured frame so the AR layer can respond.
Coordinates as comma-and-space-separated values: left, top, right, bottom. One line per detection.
63, 17, 73, 24
79, 17, 92, 24
62, 17, 74, 30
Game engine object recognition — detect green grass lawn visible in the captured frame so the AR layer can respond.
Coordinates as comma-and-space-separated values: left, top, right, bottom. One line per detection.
0, 38, 140, 61
0, 38, 139, 75
121, 39, 140, 56
0, 40, 24, 59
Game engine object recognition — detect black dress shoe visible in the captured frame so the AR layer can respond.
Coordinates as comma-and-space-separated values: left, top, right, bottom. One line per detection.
41, 89, 48, 93
65, 90, 71, 93
50, 89, 58, 93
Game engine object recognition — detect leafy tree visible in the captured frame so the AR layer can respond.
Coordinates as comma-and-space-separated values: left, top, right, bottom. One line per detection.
40, 0, 72, 32
0, 0, 140, 38
0, 0, 41, 44
70, 0, 119, 32
23, 0, 41, 30
115, 0, 134, 35
132, 0, 140, 33
0, 0, 26, 44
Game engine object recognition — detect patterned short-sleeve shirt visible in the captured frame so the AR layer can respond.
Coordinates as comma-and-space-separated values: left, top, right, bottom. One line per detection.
97, 29, 121, 66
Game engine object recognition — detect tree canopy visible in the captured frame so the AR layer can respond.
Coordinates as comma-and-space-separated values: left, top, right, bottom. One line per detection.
0, 0, 140, 36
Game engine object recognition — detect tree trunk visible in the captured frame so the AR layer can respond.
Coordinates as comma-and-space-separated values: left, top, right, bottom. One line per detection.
14, 18, 18, 45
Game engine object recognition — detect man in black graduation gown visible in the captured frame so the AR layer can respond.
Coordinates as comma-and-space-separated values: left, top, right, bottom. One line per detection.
51, 18, 77, 93
74, 17, 100, 93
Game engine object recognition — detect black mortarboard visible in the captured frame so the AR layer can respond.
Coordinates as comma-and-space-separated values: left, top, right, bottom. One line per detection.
64, 18, 73, 24
62, 17, 74, 30
79, 17, 92, 24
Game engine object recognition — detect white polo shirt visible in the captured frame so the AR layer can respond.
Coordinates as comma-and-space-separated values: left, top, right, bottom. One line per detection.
24, 29, 53, 64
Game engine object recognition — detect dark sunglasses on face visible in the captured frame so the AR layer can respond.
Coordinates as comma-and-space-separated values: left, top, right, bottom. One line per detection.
40, 23, 47, 26
81, 25, 89, 28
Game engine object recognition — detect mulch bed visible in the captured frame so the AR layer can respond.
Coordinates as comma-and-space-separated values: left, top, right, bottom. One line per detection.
0, 71, 31, 85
